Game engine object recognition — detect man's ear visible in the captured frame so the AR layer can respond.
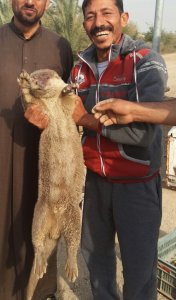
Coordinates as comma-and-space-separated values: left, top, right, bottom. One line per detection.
121, 12, 129, 28
45, 0, 51, 10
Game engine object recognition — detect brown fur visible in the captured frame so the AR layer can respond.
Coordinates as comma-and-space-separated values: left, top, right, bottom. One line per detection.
18, 69, 85, 300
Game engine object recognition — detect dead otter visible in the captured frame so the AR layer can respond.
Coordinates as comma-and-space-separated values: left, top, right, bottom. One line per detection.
18, 69, 84, 300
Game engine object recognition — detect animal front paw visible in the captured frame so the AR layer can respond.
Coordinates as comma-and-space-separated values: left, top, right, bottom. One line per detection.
65, 259, 78, 282
17, 70, 31, 89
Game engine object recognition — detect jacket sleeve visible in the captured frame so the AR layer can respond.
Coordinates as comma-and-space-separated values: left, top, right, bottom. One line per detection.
101, 50, 168, 147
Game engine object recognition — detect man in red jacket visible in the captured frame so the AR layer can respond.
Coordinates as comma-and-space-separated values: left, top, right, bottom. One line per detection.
70, 0, 167, 299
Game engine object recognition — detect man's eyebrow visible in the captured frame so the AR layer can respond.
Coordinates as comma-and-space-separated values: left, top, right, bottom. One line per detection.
85, 8, 113, 15
101, 8, 113, 12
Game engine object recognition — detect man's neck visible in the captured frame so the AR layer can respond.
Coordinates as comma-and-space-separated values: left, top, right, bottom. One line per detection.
96, 35, 123, 62
14, 17, 40, 39
96, 49, 109, 63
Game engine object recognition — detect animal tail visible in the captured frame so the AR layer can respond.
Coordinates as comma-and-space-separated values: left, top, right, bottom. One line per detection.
26, 239, 57, 300
26, 251, 47, 300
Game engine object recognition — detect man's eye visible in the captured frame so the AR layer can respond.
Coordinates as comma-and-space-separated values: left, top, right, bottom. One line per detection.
85, 15, 94, 20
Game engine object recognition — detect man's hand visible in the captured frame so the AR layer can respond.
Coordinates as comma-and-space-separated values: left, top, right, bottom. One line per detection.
72, 96, 100, 131
72, 96, 88, 124
92, 99, 135, 126
24, 104, 49, 129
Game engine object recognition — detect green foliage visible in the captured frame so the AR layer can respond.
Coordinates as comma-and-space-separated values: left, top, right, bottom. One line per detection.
144, 26, 176, 53
123, 21, 139, 39
144, 26, 153, 42
160, 32, 176, 54
43, 0, 89, 60
0, 0, 12, 25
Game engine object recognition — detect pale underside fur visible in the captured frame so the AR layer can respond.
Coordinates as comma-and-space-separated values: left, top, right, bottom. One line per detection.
18, 69, 85, 300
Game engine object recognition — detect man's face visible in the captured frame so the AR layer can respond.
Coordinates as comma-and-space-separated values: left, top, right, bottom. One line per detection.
12, 0, 49, 26
83, 0, 128, 60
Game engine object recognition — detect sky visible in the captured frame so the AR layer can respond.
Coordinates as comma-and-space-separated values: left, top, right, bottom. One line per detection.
79, 0, 175, 33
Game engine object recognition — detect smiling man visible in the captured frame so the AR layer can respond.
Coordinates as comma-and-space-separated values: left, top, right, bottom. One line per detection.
70, 0, 167, 299
82, 0, 127, 62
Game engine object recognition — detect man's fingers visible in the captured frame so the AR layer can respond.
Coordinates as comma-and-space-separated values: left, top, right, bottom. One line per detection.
99, 114, 109, 123
103, 119, 114, 126
93, 112, 103, 119
24, 104, 49, 129
92, 101, 114, 113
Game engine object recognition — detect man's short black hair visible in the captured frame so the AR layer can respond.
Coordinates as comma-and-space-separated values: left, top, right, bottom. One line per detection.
82, 0, 124, 15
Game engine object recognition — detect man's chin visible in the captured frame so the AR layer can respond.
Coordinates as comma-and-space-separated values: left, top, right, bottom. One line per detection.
18, 16, 40, 26
14, 10, 41, 26
92, 38, 112, 50
95, 44, 111, 52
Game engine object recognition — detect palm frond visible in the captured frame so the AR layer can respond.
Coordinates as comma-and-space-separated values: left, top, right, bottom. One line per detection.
43, 0, 89, 59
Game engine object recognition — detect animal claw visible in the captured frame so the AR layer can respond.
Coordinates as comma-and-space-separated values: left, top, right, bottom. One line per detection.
65, 260, 78, 282
33, 252, 47, 279
17, 70, 31, 88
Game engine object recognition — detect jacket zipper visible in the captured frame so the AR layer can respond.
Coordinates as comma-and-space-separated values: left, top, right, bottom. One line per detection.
77, 46, 140, 177
77, 50, 113, 177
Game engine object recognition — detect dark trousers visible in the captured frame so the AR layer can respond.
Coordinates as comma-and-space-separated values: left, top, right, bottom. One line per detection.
81, 170, 162, 300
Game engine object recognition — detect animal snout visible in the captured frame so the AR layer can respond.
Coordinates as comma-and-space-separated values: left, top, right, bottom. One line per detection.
61, 83, 79, 95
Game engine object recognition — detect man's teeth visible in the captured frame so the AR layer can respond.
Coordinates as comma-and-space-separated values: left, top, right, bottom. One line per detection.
95, 31, 109, 37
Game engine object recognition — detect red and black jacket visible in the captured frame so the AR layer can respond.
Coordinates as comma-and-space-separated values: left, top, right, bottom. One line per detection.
71, 34, 167, 183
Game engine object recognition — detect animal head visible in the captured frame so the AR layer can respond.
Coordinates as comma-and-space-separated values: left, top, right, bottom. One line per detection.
18, 69, 79, 115
18, 69, 78, 99
28, 69, 67, 98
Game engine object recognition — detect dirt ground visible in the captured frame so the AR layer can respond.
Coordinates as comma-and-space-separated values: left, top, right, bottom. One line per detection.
56, 53, 176, 300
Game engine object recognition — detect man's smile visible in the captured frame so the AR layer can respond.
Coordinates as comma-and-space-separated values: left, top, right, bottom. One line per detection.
95, 30, 110, 37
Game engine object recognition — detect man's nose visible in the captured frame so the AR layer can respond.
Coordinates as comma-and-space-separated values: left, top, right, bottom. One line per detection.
94, 13, 105, 27
25, 0, 34, 5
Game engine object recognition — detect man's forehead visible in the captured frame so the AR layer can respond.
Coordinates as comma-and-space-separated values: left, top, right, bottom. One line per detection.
11, 0, 48, 3
84, 0, 117, 13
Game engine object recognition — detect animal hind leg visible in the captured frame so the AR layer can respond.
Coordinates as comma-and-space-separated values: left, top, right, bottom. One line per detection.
62, 205, 81, 282
27, 204, 58, 300
31, 199, 59, 277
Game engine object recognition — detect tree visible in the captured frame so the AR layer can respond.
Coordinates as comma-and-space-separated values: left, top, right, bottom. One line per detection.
123, 21, 139, 39
43, 0, 89, 60
144, 26, 153, 42
144, 26, 176, 53
0, 0, 12, 25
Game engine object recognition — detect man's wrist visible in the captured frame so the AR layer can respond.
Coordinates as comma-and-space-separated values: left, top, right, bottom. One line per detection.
79, 113, 101, 132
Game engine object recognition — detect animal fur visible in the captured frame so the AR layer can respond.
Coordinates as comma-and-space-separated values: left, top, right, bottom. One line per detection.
18, 69, 85, 300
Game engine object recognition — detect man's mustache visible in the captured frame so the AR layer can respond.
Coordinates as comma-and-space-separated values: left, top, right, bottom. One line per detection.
90, 25, 113, 36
